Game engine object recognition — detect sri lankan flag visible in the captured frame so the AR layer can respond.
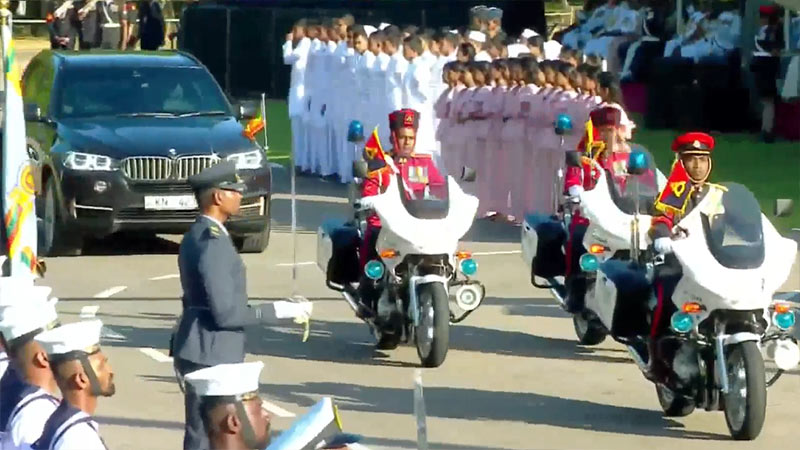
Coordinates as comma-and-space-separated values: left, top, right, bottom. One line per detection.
654, 159, 692, 216
242, 111, 265, 141
2, 17, 39, 277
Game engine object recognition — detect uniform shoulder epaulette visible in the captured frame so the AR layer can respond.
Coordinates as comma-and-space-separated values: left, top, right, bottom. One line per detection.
706, 183, 728, 192
205, 224, 223, 239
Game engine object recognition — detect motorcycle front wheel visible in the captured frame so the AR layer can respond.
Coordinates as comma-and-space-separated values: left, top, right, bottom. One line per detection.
415, 283, 450, 368
723, 341, 767, 440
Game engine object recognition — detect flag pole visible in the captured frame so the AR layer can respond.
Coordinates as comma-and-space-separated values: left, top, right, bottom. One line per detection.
260, 92, 268, 154
0, 0, 8, 276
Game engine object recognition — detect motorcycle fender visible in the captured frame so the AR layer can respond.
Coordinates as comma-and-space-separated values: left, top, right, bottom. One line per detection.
408, 275, 450, 327
724, 332, 761, 346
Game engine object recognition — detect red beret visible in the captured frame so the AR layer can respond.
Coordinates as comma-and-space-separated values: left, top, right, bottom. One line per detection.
388, 109, 420, 131
589, 106, 622, 128
672, 132, 714, 154
759, 5, 778, 16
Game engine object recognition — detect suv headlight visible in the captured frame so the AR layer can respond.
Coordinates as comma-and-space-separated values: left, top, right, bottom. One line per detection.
63, 152, 116, 171
227, 150, 264, 170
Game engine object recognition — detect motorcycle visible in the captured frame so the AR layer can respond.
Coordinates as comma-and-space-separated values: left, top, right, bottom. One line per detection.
520, 144, 665, 340
316, 161, 486, 368
581, 151, 799, 440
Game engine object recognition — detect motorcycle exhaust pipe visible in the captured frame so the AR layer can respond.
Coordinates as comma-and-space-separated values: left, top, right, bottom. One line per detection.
626, 345, 649, 373
342, 291, 360, 314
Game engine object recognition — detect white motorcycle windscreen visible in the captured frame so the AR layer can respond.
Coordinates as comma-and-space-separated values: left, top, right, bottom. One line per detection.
671, 188, 798, 309
364, 176, 479, 255
579, 169, 652, 250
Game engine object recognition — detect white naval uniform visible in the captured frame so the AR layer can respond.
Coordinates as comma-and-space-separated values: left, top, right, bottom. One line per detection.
475, 50, 493, 62
583, 5, 638, 59
402, 56, 437, 159
356, 50, 378, 133
374, 51, 393, 151
562, 4, 612, 49
323, 40, 340, 178
386, 50, 409, 113
305, 38, 326, 174
339, 47, 359, 182
2, 387, 60, 450
282, 37, 311, 171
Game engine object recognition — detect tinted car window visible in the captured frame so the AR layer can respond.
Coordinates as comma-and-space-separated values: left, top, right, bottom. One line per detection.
54, 66, 231, 119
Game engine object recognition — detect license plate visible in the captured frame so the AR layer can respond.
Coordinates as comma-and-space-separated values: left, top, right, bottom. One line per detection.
144, 195, 197, 211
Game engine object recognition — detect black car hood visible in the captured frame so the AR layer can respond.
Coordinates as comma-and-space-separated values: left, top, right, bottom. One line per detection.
57, 116, 255, 158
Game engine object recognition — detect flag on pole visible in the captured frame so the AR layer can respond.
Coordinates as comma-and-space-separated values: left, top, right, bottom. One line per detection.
653, 159, 692, 216
242, 111, 265, 141
363, 126, 399, 175
2, 10, 39, 276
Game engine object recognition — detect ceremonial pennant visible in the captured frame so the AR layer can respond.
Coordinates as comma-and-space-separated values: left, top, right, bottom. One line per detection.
2, 12, 39, 276
654, 159, 693, 216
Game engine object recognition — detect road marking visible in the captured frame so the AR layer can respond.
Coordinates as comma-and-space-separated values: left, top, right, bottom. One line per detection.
148, 274, 179, 281
261, 400, 296, 418
101, 327, 127, 341
473, 250, 522, 256
275, 261, 316, 267
80, 305, 100, 318
139, 348, 173, 363
93, 286, 127, 298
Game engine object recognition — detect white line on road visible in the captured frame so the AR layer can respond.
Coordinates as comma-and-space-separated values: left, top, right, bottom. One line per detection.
93, 286, 127, 298
139, 348, 173, 363
261, 400, 296, 418
472, 250, 522, 256
148, 274, 180, 281
80, 305, 100, 318
275, 262, 316, 267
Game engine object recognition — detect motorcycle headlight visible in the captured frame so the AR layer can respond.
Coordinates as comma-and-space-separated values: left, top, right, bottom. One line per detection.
227, 150, 264, 170
63, 152, 116, 171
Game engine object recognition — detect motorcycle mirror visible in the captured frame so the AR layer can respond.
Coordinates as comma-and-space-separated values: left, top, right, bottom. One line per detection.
627, 150, 649, 175
461, 167, 477, 182
565, 151, 582, 168
353, 160, 369, 179
774, 199, 794, 218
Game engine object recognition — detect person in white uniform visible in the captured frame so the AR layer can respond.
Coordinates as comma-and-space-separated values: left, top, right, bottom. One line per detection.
583, 1, 639, 59
372, 30, 393, 151
469, 30, 492, 62
401, 35, 437, 161
383, 28, 407, 151
304, 20, 326, 174
31, 320, 114, 450
356, 26, 379, 139
0, 287, 61, 450
323, 19, 342, 179
282, 19, 311, 174
562, 0, 615, 50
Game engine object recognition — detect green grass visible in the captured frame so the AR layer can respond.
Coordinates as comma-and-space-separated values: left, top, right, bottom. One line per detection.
264, 100, 800, 231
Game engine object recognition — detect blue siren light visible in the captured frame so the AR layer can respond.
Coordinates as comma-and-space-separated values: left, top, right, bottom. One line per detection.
364, 260, 384, 280
460, 258, 478, 276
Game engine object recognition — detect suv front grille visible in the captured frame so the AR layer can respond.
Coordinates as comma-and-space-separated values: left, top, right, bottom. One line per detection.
122, 155, 222, 181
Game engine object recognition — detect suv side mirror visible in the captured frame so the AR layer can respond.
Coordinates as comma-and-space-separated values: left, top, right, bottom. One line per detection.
775, 199, 794, 218
461, 167, 477, 182
236, 100, 259, 120
353, 160, 369, 180
565, 151, 582, 168
24, 103, 45, 122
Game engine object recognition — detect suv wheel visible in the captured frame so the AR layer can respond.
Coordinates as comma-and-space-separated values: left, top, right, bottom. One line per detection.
40, 178, 83, 257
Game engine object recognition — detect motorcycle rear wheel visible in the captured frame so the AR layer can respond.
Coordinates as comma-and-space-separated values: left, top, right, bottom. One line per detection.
415, 283, 450, 368
656, 384, 695, 417
572, 311, 607, 346
724, 341, 767, 441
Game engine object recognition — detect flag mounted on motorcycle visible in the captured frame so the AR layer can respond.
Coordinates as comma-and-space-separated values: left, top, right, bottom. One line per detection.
653, 159, 693, 216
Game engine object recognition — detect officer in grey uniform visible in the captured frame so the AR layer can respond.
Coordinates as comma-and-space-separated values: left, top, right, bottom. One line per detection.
97, 0, 122, 49
172, 161, 312, 450
76, 0, 100, 50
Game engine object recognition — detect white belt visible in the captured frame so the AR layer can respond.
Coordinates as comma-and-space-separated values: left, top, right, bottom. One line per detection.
753, 51, 771, 57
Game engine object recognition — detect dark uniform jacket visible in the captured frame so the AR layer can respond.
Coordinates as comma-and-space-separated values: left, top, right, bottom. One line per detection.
173, 216, 277, 366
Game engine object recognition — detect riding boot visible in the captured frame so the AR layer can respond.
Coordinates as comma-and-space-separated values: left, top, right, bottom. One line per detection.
564, 275, 586, 314
643, 338, 668, 382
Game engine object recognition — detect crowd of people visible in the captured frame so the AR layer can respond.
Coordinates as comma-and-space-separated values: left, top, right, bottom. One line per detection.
283, 5, 636, 223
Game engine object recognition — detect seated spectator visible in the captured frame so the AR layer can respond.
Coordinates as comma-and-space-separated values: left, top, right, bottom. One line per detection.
583, 0, 641, 64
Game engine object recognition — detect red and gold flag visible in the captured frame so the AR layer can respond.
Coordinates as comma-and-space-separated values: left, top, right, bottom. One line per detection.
363, 127, 386, 163
654, 159, 692, 215
242, 112, 265, 141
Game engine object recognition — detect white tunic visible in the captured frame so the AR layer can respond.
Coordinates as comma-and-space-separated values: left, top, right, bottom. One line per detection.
282, 37, 311, 118
386, 51, 409, 112
357, 50, 378, 130
402, 56, 436, 153
52, 419, 105, 450
2, 388, 60, 450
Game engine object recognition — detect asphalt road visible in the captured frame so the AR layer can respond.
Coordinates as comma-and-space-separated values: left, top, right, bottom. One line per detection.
33, 166, 800, 450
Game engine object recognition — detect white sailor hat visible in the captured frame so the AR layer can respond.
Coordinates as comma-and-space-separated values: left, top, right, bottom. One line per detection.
363, 25, 377, 37
378, 22, 391, 30
468, 30, 486, 43
507, 43, 529, 58
34, 319, 103, 357
521, 28, 539, 39
185, 361, 264, 399
0, 275, 38, 307
0, 291, 58, 342
448, 29, 459, 35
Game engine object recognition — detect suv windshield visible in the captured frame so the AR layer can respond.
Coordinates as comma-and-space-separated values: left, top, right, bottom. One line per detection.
701, 182, 765, 269
606, 146, 659, 215
55, 66, 231, 119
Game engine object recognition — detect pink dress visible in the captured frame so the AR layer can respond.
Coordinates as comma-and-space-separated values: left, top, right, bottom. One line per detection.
481, 85, 509, 216
517, 84, 548, 217
466, 85, 493, 208
535, 88, 570, 216
500, 85, 527, 219
451, 87, 476, 182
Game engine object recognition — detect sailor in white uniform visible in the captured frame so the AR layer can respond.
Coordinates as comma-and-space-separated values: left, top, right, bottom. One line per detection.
401, 35, 437, 162
0, 287, 61, 450
356, 26, 379, 136
282, 19, 312, 174
583, 2, 639, 59
469, 30, 492, 62
562, 0, 615, 50
31, 320, 114, 450
383, 29, 407, 151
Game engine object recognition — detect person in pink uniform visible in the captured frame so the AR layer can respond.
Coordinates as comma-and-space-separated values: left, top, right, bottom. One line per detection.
499, 59, 527, 222
482, 59, 511, 218
517, 59, 549, 219
434, 61, 464, 176
597, 71, 635, 140
451, 64, 477, 186
464, 61, 493, 206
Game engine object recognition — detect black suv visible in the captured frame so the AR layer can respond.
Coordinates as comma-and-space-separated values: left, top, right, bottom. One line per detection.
22, 51, 272, 255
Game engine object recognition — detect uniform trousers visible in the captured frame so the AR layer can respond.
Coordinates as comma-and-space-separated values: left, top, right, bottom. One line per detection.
290, 117, 306, 170
175, 358, 211, 450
